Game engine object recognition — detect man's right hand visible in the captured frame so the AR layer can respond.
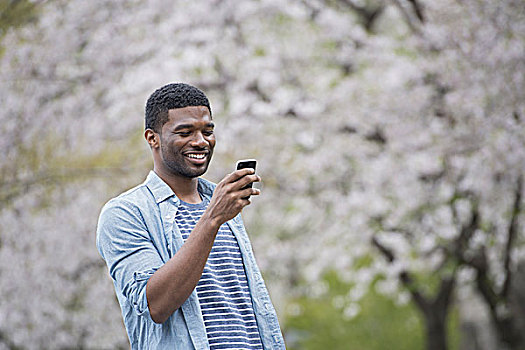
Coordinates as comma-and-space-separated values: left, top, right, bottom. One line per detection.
203, 168, 261, 229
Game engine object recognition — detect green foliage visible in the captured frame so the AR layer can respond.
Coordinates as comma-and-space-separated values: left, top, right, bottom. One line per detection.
0, 0, 40, 38
284, 273, 461, 350
354, 254, 374, 269
393, 47, 418, 60
254, 47, 266, 57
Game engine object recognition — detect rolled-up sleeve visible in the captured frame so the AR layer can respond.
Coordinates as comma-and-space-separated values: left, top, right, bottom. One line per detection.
96, 200, 163, 318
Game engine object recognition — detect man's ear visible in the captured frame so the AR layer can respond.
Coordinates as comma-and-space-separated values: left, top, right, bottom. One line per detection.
145, 129, 159, 149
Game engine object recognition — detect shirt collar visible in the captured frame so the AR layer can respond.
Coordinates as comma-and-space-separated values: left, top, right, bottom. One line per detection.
144, 171, 215, 204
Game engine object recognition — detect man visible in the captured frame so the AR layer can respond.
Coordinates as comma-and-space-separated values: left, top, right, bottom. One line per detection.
96, 83, 285, 349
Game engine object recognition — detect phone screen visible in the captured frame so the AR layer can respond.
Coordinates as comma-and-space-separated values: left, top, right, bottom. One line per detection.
236, 159, 257, 171
236, 159, 257, 189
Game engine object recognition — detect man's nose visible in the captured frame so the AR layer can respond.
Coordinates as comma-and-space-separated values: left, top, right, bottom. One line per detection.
190, 132, 208, 148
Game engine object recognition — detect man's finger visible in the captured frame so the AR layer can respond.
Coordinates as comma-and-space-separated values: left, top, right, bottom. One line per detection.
223, 168, 256, 183
239, 187, 260, 200
234, 174, 261, 190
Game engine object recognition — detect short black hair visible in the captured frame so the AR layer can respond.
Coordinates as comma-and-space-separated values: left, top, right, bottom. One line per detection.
145, 83, 211, 132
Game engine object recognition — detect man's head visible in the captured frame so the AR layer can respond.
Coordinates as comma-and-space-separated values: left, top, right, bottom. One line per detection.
145, 83, 215, 180
145, 83, 212, 133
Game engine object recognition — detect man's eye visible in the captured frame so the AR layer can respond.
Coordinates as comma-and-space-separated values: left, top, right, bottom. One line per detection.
177, 131, 191, 136
203, 130, 214, 136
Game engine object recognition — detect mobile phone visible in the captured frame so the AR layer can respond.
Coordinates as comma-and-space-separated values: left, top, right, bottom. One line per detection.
236, 159, 257, 189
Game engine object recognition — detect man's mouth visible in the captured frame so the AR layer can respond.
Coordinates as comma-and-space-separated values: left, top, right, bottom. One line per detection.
184, 152, 208, 164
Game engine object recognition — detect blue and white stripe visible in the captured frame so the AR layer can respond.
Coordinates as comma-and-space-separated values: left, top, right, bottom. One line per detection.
176, 199, 263, 350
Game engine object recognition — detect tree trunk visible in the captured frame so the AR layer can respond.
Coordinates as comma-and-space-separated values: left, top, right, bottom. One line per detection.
423, 309, 448, 350
506, 261, 525, 350
497, 318, 524, 350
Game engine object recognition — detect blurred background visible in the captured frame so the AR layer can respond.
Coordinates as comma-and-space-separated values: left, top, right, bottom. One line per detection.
1, 0, 524, 349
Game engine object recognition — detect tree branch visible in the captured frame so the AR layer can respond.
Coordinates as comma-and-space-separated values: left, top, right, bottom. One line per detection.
472, 248, 503, 329
336, 0, 385, 32
450, 192, 479, 260
447, 192, 500, 312
399, 270, 429, 313
389, 0, 423, 35
371, 235, 395, 263
372, 236, 430, 312
502, 175, 522, 298
0, 328, 20, 350
406, 0, 424, 22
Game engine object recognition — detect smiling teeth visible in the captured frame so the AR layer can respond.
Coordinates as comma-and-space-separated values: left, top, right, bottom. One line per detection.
187, 154, 205, 159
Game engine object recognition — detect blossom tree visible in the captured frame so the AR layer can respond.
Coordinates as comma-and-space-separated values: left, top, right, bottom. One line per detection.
246, 1, 525, 349
0, 0, 523, 349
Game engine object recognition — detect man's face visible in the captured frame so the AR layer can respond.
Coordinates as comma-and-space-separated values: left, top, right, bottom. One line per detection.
158, 106, 215, 179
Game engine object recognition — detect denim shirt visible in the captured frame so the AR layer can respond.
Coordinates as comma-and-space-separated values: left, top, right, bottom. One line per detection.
96, 171, 285, 349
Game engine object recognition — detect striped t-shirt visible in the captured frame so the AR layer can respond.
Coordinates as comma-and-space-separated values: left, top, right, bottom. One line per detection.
175, 199, 263, 350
